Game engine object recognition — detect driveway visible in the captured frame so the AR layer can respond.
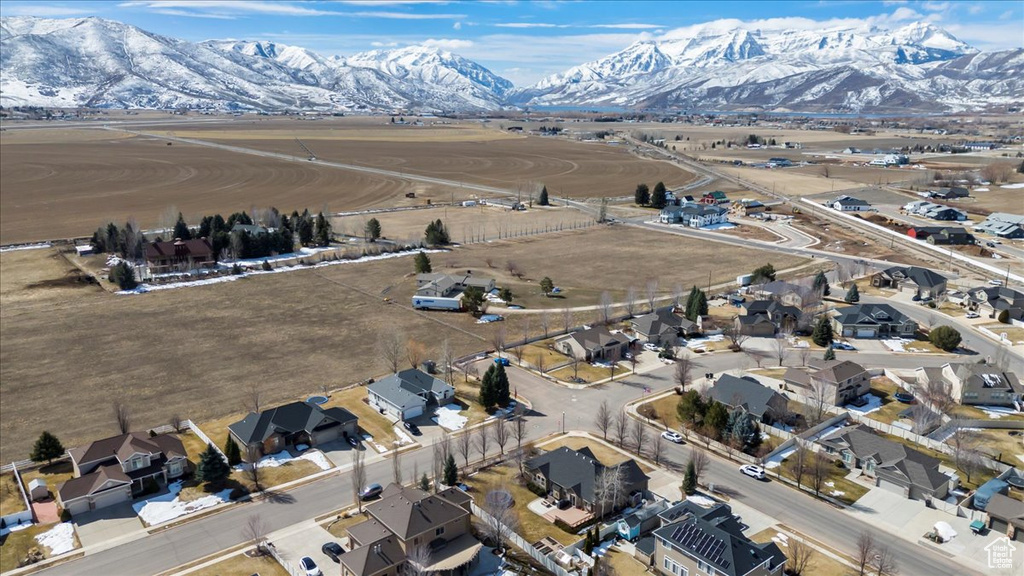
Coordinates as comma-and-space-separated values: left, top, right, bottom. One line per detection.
846, 487, 925, 529
73, 502, 143, 548
320, 438, 362, 468
269, 520, 344, 575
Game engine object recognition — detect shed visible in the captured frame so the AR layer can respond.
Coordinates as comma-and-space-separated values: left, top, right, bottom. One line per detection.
28, 478, 48, 501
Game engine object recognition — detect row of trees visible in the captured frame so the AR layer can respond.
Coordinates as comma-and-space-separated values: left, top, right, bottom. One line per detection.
683, 286, 708, 321
634, 181, 668, 209
675, 390, 763, 455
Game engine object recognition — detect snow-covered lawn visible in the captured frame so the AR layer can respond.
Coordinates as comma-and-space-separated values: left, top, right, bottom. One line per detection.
686, 495, 716, 507
975, 405, 1021, 419
1000, 183, 1024, 189
233, 449, 333, 471
882, 338, 913, 352
0, 242, 51, 253
133, 481, 232, 526
432, 404, 468, 431
770, 532, 789, 548
845, 393, 883, 415
974, 187, 990, 192
1, 522, 33, 538
393, 426, 414, 446
686, 335, 724, 350
805, 423, 847, 443
765, 446, 797, 469
35, 522, 76, 555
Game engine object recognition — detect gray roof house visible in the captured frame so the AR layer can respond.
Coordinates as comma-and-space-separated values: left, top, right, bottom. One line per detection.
736, 299, 802, 335
832, 303, 917, 339
631, 308, 696, 345
829, 195, 871, 211
229, 401, 358, 458
708, 375, 788, 424
555, 326, 632, 362
754, 280, 818, 309
818, 425, 950, 500
783, 359, 871, 406
658, 203, 729, 228
973, 213, 1024, 239
986, 493, 1024, 542
965, 286, 1024, 324
915, 363, 1023, 408
367, 368, 455, 421
524, 446, 648, 520
652, 502, 786, 576
871, 266, 948, 299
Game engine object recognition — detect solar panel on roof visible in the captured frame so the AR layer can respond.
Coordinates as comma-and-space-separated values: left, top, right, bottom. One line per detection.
670, 522, 729, 567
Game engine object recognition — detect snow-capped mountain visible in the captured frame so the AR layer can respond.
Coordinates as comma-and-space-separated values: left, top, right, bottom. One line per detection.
0, 17, 512, 112
517, 22, 1022, 112
1, 16, 1019, 113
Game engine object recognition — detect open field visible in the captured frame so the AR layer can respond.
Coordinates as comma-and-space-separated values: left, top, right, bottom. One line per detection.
0, 228, 808, 462
0, 130, 419, 244
0, 249, 104, 306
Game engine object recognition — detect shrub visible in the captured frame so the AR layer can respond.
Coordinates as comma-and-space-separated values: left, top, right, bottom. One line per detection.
998, 309, 1010, 323
526, 481, 547, 498
261, 260, 272, 271
833, 459, 845, 469
230, 263, 242, 275
59, 508, 72, 522
929, 325, 962, 351
108, 261, 138, 290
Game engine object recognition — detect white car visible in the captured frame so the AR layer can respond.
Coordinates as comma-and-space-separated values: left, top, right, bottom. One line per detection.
300, 556, 322, 576
740, 464, 766, 481
643, 343, 660, 352
965, 312, 980, 319
988, 279, 1004, 286
661, 430, 684, 444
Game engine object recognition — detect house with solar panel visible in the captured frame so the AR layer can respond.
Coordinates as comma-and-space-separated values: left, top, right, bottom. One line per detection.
651, 501, 786, 576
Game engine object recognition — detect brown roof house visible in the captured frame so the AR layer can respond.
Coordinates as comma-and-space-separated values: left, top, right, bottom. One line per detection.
555, 326, 631, 362
58, 433, 187, 516
735, 300, 802, 336
144, 238, 215, 274
783, 359, 871, 406
340, 484, 482, 576
914, 363, 1023, 408
871, 266, 948, 300
818, 425, 951, 501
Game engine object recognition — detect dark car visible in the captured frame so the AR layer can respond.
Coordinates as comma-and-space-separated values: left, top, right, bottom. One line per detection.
360, 483, 383, 500
346, 435, 359, 447
403, 421, 421, 435
322, 542, 344, 563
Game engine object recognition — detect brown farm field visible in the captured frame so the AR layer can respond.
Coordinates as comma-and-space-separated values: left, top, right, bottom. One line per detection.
0, 226, 808, 462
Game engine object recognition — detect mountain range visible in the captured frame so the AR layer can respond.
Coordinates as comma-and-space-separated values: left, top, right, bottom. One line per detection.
1, 16, 1021, 114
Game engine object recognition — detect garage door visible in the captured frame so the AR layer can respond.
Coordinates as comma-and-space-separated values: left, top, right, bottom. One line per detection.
856, 329, 876, 339
91, 487, 130, 510
990, 518, 1008, 534
878, 479, 907, 497
403, 406, 423, 420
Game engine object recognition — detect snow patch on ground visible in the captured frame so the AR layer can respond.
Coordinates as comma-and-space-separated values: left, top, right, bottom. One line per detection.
133, 481, 233, 526
976, 405, 1021, 419
117, 248, 447, 295
233, 449, 332, 471
393, 426, 414, 447
686, 335, 724, 350
1000, 183, 1024, 189
432, 404, 468, 431
882, 338, 912, 352
686, 495, 716, 507
805, 423, 847, 443
1, 522, 33, 538
934, 521, 957, 541
974, 187, 990, 192
765, 446, 797, 469
845, 393, 884, 414
0, 242, 52, 253
35, 522, 75, 555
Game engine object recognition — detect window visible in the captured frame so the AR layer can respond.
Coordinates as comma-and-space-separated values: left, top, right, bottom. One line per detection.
435, 526, 445, 537
697, 560, 715, 574
663, 557, 687, 576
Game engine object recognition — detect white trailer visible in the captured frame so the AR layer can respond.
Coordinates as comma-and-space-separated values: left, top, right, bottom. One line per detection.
737, 274, 753, 287
411, 296, 463, 311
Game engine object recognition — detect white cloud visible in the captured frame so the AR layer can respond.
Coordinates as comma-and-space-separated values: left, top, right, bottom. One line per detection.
922, 1, 950, 11
370, 41, 399, 47
0, 5, 94, 16
120, 1, 340, 16
453, 21, 462, 30
590, 24, 662, 30
1000, 9, 1013, 19
154, 8, 236, 19
659, 10, 927, 42
494, 22, 568, 28
348, 11, 466, 19
421, 38, 474, 50
335, 1, 451, 4
968, 5, 985, 15
941, 20, 1024, 52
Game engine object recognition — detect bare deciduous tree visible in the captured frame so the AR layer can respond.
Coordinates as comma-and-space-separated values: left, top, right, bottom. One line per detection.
391, 446, 403, 485
613, 412, 629, 448
787, 538, 815, 576
672, 284, 685, 310
674, 351, 695, 390
475, 424, 490, 464
457, 430, 473, 475
482, 483, 520, 552
113, 400, 131, 434
631, 418, 648, 456
645, 278, 659, 312
788, 445, 809, 488
807, 377, 832, 427
724, 324, 749, 350
599, 291, 613, 325
492, 419, 510, 456
625, 286, 638, 317
799, 346, 812, 367
491, 325, 506, 358
245, 444, 263, 492
570, 354, 581, 380
595, 401, 612, 440
772, 334, 788, 366
689, 448, 710, 486
440, 339, 456, 385
404, 545, 433, 576
562, 307, 573, 333
924, 377, 955, 413
242, 514, 268, 555
856, 531, 876, 576
169, 414, 182, 433
810, 451, 831, 496
406, 339, 427, 370
653, 434, 665, 465
870, 544, 898, 576
910, 403, 938, 435
377, 329, 404, 374
593, 464, 626, 518
540, 311, 551, 337
351, 448, 366, 512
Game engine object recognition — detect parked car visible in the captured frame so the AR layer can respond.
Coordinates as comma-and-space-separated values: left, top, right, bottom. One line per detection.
300, 556, 322, 576
966, 312, 980, 319
346, 435, 359, 447
403, 421, 421, 435
360, 483, 383, 500
740, 465, 767, 481
831, 342, 856, 351
321, 542, 344, 563
494, 357, 510, 366
989, 279, 1004, 286
508, 304, 525, 310
643, 343, 660, 352
661, 430, 684, 444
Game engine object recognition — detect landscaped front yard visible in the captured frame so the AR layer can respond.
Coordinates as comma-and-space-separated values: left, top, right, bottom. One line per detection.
748, 526, 853, 576
549, 361, 626, 384
465, 464, 579, 547
980, 324, 1024, 344
520, 343, 572, 372
539, 436, 654, 474
639, 393, 684, 432
772, 460, 869, 506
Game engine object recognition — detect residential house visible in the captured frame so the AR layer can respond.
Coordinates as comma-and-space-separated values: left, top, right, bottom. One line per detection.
906, 226, 974, 245
412, 273, 496, 310
818, 425, 950, 500
783, 359, 870, 406
58, 433, 187, 516
973, 213, 1024, 239
631, 308, 696, 345
829, 195, 871, 211
700, 191, 730, 205
653, 502, 786, 576
871, 266, 948, 299
708, 375, 788, 424
930, 187, 969, 200
766, 158, 792, 167
340, 484, 482, 576
733, 199, 766, 217
986, 493, 1024, 542
367, 369, 455, 421
914, 363, 1023, 408
737, 299, 802, 335
524, 446, 648, 519
659, 203, 729, 228
144, 238, 215, 274
753, 280, 819, 310
230, 223, 268, 236
904, 201, 968, 221
831, 303, 918, 339
965, 286, 1024, 325
228, 401, 359, 459
555, 326, 632, 362
617, 500, 669, 541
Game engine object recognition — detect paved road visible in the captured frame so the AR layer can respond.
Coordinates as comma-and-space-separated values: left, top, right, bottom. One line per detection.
41, 351, 968, 576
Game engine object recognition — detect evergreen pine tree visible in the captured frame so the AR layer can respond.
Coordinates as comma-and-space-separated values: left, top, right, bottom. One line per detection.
813, 270, 830, 297
365, 218, 382, 242
313, 212, 332, 247
414, 251, 432, 274
844, 283, 860, 303
634, 183, 650, 206
683, 459, 697, 495
823, 346, 836, 361
443, 454, 458, 486
224, 435, 242, 466
494, 363, 511, 407
684, 286, 699, 320
172, 213, 192, 240
694, 290, 708, 318
812, 315, 835, 347
420, 473, 431, 492
30, 431, 65, 464
651, 182, 667, 209
196, 443, 230, 487
538, 186, 550, 206
479, 365, 497, 408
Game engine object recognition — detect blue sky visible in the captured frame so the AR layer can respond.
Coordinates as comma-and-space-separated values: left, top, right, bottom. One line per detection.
3, 1, 1021, 85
